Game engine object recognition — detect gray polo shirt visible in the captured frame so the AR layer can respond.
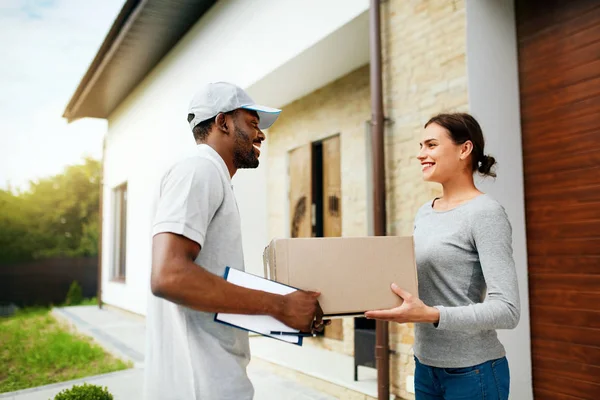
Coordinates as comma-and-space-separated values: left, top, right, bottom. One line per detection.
144, 144, 252, 400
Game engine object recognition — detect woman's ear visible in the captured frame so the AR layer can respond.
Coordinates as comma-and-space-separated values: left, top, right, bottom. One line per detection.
459, 140, 474, 160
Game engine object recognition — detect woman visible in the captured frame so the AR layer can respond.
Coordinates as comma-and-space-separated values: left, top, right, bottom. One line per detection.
365, 113, 520, 400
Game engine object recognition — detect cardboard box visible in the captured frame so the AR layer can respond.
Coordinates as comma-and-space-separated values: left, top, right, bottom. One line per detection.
263, 236, 418, 316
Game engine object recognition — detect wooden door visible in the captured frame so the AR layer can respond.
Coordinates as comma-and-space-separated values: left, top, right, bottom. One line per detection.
516, 1, 600, 398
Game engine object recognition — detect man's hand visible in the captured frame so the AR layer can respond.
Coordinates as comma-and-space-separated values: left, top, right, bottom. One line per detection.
364, 283, 440, 324
274, 290, 329, 333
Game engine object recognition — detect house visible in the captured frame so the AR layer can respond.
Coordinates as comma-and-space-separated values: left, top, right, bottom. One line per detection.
63, 0, 600, 399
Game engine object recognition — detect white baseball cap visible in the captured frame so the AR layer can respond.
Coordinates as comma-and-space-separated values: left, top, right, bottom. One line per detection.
188, 82, 281, 131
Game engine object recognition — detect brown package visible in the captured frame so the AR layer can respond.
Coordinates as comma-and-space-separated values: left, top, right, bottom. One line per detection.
263, 236, 418, 316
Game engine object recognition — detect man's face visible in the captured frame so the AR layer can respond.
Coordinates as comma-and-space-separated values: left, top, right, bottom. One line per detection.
231, 110, 265, 169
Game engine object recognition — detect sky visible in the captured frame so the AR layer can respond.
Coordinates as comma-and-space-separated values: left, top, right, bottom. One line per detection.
0, 0, 125, 191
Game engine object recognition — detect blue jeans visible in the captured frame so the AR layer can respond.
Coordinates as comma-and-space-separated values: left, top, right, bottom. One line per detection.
414, 356, 510, 400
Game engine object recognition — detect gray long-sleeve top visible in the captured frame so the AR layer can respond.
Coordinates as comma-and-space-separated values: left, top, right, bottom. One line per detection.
413, 194, 520, 368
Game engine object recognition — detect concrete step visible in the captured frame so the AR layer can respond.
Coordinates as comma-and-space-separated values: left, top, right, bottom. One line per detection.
249, 336, 399, 400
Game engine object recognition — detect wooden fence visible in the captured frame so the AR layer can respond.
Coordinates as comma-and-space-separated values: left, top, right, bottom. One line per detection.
0, 257, 97, 307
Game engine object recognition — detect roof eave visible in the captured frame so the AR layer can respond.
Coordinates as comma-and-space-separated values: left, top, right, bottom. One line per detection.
62, 0, 142, 122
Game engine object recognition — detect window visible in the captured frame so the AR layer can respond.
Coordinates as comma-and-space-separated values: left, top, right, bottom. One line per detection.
112, 183, 127, 281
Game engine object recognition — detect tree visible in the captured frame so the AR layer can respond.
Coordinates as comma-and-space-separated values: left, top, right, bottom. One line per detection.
0, 189, 39, 263
0, 157, 101, 264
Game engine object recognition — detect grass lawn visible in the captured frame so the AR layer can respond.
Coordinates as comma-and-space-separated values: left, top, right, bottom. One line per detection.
0, 307, 132, 393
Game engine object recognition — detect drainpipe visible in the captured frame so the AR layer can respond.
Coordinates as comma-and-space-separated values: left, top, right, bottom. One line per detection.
369, 0, 390, 399
97, 136, 106, 309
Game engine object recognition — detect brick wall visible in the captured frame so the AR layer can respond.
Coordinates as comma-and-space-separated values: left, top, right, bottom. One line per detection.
265, 0, 468, 398
382, 0, 468, 398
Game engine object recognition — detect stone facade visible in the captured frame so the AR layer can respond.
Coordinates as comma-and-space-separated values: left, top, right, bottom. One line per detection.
382, 0, 468, 398
265, 0, 468, 398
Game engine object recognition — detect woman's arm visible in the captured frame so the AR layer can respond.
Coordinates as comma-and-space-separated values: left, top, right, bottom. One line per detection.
433, 206, 521, 331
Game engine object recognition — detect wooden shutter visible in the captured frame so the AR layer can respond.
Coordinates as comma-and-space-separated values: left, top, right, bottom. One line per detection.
322, 136, 344, 341
323, 136, 342, 238
288, 144, 312, 238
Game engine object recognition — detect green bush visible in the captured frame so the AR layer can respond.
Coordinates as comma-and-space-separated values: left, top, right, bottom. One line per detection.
65, 281, 83, 306
79, 297, 98, 306
53, 383, 113, 400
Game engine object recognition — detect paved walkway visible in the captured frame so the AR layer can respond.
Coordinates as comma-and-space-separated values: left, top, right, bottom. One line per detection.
0, 306, 336, 400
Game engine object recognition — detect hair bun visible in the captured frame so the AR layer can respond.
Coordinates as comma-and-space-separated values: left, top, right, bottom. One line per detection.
478, 155, 497, 177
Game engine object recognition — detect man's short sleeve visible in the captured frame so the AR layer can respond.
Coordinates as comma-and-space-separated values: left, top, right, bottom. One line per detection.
152, 157, 224, 248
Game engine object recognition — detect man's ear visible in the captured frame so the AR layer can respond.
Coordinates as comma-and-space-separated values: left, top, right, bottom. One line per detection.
214, 113, 229, 134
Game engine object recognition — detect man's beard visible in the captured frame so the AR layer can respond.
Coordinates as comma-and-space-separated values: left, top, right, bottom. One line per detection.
232, 125, 259, 169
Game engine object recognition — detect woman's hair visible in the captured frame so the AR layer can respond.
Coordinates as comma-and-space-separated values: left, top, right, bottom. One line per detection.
424, 112, 497, 177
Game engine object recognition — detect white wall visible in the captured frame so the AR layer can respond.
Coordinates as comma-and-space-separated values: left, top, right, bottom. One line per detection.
233, 140, 270, 277
466, 1, 533, 399
100, 0, 370, 314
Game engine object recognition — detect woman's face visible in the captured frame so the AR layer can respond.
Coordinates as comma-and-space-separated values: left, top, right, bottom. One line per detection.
417, 122, 472, 183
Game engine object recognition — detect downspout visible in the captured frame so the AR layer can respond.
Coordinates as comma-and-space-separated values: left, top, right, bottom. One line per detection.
97, 136, 106, 309
369, 0, 390, 399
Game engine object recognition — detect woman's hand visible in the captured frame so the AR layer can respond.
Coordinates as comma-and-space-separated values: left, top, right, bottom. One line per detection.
364, 283, 440, 324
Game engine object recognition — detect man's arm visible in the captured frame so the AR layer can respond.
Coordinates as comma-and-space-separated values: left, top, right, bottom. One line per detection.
151, 232, 324, 332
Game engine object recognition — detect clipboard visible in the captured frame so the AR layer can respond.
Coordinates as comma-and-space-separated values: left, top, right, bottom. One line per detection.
214, 267, 306, 346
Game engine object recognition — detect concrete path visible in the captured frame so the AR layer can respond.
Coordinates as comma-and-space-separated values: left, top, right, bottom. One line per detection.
0, 369, 144, 400
0, 305, 336, 400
